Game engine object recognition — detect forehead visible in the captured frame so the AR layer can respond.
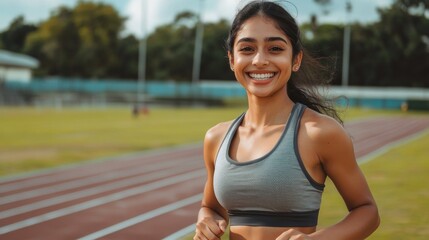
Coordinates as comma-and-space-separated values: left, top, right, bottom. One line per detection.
235, 15, 288, 41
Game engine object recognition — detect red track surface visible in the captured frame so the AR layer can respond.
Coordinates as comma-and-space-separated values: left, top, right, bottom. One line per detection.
1, 116, 428, 240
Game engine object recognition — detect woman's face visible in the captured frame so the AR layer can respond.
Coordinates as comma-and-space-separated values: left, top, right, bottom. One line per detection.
229, 15, 301, 98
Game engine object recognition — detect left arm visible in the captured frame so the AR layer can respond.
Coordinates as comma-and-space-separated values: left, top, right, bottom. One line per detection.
310, 117, 380, 240
277, 115, 380, 240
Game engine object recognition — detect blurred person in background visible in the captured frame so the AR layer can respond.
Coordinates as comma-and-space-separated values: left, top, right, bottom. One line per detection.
194, 1, 380, 239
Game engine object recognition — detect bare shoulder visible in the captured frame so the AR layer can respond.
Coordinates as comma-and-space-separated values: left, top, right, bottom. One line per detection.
301, 107, 346, 139
204, 120, 234, 147
203, 120, 235, 163
300, 107, 352, 161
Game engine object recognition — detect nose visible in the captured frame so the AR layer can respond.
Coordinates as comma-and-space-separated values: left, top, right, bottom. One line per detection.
252, 51, 269, 67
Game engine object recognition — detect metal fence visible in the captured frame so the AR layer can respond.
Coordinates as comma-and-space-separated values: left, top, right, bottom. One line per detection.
4, 78, 246, 99
3, 78, 429, 110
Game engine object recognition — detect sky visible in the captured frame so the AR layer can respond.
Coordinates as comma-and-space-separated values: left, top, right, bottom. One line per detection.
0, 0, 394, 37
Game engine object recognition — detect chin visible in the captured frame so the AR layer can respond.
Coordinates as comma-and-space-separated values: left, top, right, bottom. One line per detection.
248, 90, 275, 98
248, 85, 285, 98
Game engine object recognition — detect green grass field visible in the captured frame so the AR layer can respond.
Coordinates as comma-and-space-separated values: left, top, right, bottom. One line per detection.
0, 106, 246, 176
0, 105, 400, 177
0, 105, 428, 239
319, 130, 429, 240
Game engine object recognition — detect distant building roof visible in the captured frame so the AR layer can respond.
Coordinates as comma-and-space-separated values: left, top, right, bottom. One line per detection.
0, 49, 39, 69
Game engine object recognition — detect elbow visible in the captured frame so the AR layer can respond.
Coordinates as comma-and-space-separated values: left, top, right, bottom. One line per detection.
352, 201, 381, 236
369, 203, 381, 234
374, 206, 381, 231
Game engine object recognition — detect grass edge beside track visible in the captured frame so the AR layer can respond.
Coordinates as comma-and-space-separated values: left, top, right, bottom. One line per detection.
0, 106, 408, 177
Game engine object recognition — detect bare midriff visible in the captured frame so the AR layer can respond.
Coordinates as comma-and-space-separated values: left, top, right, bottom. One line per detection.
230, 226, 316, 240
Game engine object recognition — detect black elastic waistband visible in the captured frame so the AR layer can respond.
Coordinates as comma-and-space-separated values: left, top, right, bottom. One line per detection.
228, 209, 319, 227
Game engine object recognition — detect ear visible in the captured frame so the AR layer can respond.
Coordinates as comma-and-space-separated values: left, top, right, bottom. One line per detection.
228, 51, 234, 71
292, 50, 303, 72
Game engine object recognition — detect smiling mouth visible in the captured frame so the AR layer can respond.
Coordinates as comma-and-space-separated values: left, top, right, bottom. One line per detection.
248, 72, 276, 81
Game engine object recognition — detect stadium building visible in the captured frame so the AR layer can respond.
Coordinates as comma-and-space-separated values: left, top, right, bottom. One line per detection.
0, 49, 39, 83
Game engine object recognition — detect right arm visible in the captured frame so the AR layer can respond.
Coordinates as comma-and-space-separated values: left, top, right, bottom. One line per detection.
194, 123, 230, 240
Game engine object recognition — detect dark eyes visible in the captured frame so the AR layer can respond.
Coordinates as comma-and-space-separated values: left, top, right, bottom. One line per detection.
270, 46, 284, 52
238, 46, 253, 52
237, 46, 284, 53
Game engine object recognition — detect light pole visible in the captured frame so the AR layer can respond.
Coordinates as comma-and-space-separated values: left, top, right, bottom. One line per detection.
341, 0, 352, 87
191, 0, 205, 96
137, 0, 148, 112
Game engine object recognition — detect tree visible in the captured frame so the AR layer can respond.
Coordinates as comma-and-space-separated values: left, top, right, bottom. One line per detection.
145, 12, 233, 82
200, 19, 233, 80
23, 1, 125, 78
24, 7, 79, 76
304, 0, 429, 87
10, 0, 426, 87
146, 11, 202, 81
397, 0, 429, 13
310, 0, 332, 32
146, 23, 193, 81
301, 22, 343, 85
313, 0, 332, 15
72, 1, 124, 77
113, 34, 139, 79
337, 0, 429, 88
0, 16, 37, 53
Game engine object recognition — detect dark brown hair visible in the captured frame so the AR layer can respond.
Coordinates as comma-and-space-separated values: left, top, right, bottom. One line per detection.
226, 0, 342, 124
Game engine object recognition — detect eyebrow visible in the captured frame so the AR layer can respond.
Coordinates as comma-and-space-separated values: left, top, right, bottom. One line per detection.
236, 37, 288, 44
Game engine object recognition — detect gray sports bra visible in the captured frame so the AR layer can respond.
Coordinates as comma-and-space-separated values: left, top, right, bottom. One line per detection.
213, 103, 325, 227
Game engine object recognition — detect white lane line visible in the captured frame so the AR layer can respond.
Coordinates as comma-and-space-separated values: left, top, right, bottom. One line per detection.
0, 154, 151, 192
0, 143, 201, 192
349, 119, 405, 145
78, 194, 202, 240
0, 169, 205, 234
162, 224, 196, 240
353, 119, 422, 146
0, 162, 199, 219
358, 128, 429, 164
355, 120, 428, 157
0, 156, 197, 205
345, 117, 396, 135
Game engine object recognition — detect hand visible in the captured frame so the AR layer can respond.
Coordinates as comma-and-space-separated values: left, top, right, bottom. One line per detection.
276, 229, 314, 240
193, 217, 227, 240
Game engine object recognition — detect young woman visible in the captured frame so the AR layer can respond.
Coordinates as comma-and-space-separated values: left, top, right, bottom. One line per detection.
194, 1, 380, 239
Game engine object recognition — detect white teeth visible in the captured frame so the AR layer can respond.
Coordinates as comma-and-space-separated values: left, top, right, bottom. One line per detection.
249, 73, 275, 80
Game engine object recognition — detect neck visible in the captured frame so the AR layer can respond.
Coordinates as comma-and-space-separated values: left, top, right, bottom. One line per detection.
244, 91, 294, 128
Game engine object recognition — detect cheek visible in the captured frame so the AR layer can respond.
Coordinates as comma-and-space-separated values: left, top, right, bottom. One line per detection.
234, 57, 245, 66
232, 54, 249, 68
274, 57, 293, 71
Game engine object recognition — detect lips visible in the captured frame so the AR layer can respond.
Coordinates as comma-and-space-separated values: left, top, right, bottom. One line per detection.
248, 72, 276, 81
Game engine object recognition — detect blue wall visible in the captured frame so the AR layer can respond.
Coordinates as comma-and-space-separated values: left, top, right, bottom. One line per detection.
5, 78, 427, 110
336, 97, 406, 109
5, 78, 246, 99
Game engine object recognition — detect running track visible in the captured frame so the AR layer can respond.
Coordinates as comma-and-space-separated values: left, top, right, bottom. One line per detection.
1, 116, 429, 240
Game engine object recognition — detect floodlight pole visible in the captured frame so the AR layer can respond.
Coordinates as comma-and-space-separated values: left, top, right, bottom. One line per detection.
137, 0, 148, 107
341, 0, 352, 87
192, 0, 205, 94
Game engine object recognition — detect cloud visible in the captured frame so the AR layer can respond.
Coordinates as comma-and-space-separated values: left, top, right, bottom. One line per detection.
203, 0, 239, 23
125, 0, 202, 37
0, 0, 393, 36
0, 0, 67, 30
124, 0, 243, 37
